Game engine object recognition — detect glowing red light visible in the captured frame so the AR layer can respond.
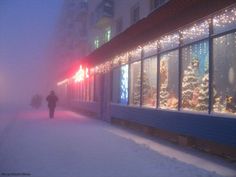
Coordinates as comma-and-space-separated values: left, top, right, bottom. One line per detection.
73, 65, 89, 83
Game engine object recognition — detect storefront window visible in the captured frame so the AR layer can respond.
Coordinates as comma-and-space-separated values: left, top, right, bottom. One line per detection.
213, 6, 236, 34
142, 57, 157, 108
213, 32, 236, 115
120, 65, 129, 105
159, 50, 179, 110
181, 40, 209, 112
130, 61, 141, 106
112, 67, 121, 103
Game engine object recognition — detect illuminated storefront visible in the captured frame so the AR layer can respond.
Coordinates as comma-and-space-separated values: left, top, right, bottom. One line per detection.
58, 0, 236, 157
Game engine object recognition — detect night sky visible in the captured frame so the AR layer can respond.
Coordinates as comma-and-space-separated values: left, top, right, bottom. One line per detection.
0, 0, 63, 105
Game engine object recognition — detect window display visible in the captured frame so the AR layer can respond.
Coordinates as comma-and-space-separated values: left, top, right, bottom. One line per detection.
142, 57, 157, 108
159, 50, 179, 110
213, 32, 236, 114
112, 68, 120, 103
120, 65, 129, 105
130, 61, 141, 106
181, 40, 209, 112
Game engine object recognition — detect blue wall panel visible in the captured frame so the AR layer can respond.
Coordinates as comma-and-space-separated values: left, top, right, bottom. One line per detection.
110, 104, 236, 147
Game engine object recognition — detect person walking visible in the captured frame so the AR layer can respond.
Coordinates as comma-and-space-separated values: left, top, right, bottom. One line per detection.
46, 90, 58, 118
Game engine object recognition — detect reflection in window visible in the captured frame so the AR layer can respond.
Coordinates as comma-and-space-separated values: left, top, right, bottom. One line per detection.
120, 65, 129, 105
142, 57, 157, 108
181, 40, 209, 112
130, 61, 141, 106
213, 32, 236, 115
160, 50, 179, 110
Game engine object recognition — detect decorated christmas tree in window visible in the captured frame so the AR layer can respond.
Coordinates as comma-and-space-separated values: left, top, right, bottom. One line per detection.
142, 70, 151, 104
196, 73, 209, 111
159, 60, 169, 108
182, 59, 199, 109
160, 81, 169, 108
133, 71, 141, 105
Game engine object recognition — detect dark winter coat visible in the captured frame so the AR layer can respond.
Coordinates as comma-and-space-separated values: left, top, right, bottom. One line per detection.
46, 94, 58, 108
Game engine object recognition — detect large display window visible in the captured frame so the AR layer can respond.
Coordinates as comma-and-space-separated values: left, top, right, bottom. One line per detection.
120, 65, 129, 105
142, 57, 157, 108
129, 61, 141, 106
181, 40, 209, 112
112, 68, 120, 103
159, 50, 179, 110
112, 65, 129, 105
213, 32, 236, 115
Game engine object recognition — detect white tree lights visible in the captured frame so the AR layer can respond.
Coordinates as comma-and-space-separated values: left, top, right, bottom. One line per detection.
180, 20, 209, 43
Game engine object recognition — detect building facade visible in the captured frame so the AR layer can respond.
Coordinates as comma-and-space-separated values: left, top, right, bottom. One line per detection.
57, 0, 236, 158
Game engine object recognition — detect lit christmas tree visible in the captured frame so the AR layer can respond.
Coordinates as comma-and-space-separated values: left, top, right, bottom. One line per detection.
196, 73, 209, 111
213, 96, 225, 113
142, 70, 151, 104
133, 70, 151, 105
160, 81, 169, 108
182, 60, 199, 108
133, 71, 141, 105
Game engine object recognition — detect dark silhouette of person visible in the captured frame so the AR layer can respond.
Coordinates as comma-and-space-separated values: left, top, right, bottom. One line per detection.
46, 90, 58, 118
30, 94, 42, 109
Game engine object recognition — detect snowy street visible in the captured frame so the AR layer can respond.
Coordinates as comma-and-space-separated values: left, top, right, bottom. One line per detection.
0, 107, 236, 177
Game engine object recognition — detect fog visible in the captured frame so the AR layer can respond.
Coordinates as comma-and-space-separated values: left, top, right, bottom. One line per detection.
0, 0, 63, 105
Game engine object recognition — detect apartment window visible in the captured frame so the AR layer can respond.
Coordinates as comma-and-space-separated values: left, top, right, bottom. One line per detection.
131, 4, 140, 24
150, 0, 166, 10
94, 38, 99, 49
116, 18, 123, 34
104, 27, 111, 42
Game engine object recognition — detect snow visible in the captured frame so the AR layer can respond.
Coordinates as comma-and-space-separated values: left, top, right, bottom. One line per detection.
0, 106, 236, 177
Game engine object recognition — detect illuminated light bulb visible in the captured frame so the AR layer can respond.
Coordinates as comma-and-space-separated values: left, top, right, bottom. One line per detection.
74, 65, 84, 82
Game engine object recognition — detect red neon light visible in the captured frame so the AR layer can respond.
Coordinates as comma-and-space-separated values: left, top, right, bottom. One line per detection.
74, 65, 89, 82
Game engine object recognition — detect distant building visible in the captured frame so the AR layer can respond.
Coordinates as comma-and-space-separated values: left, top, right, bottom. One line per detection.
53, 0, 169, 65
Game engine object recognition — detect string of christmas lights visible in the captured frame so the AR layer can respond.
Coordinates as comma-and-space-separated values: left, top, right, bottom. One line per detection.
159, 33, 179, 50
213, 7, 236, 29
180, 20, 209, 42
93, 5, 236, 74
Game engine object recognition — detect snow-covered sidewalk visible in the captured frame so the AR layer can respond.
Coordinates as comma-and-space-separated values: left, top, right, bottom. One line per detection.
0, 107, 235, 177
